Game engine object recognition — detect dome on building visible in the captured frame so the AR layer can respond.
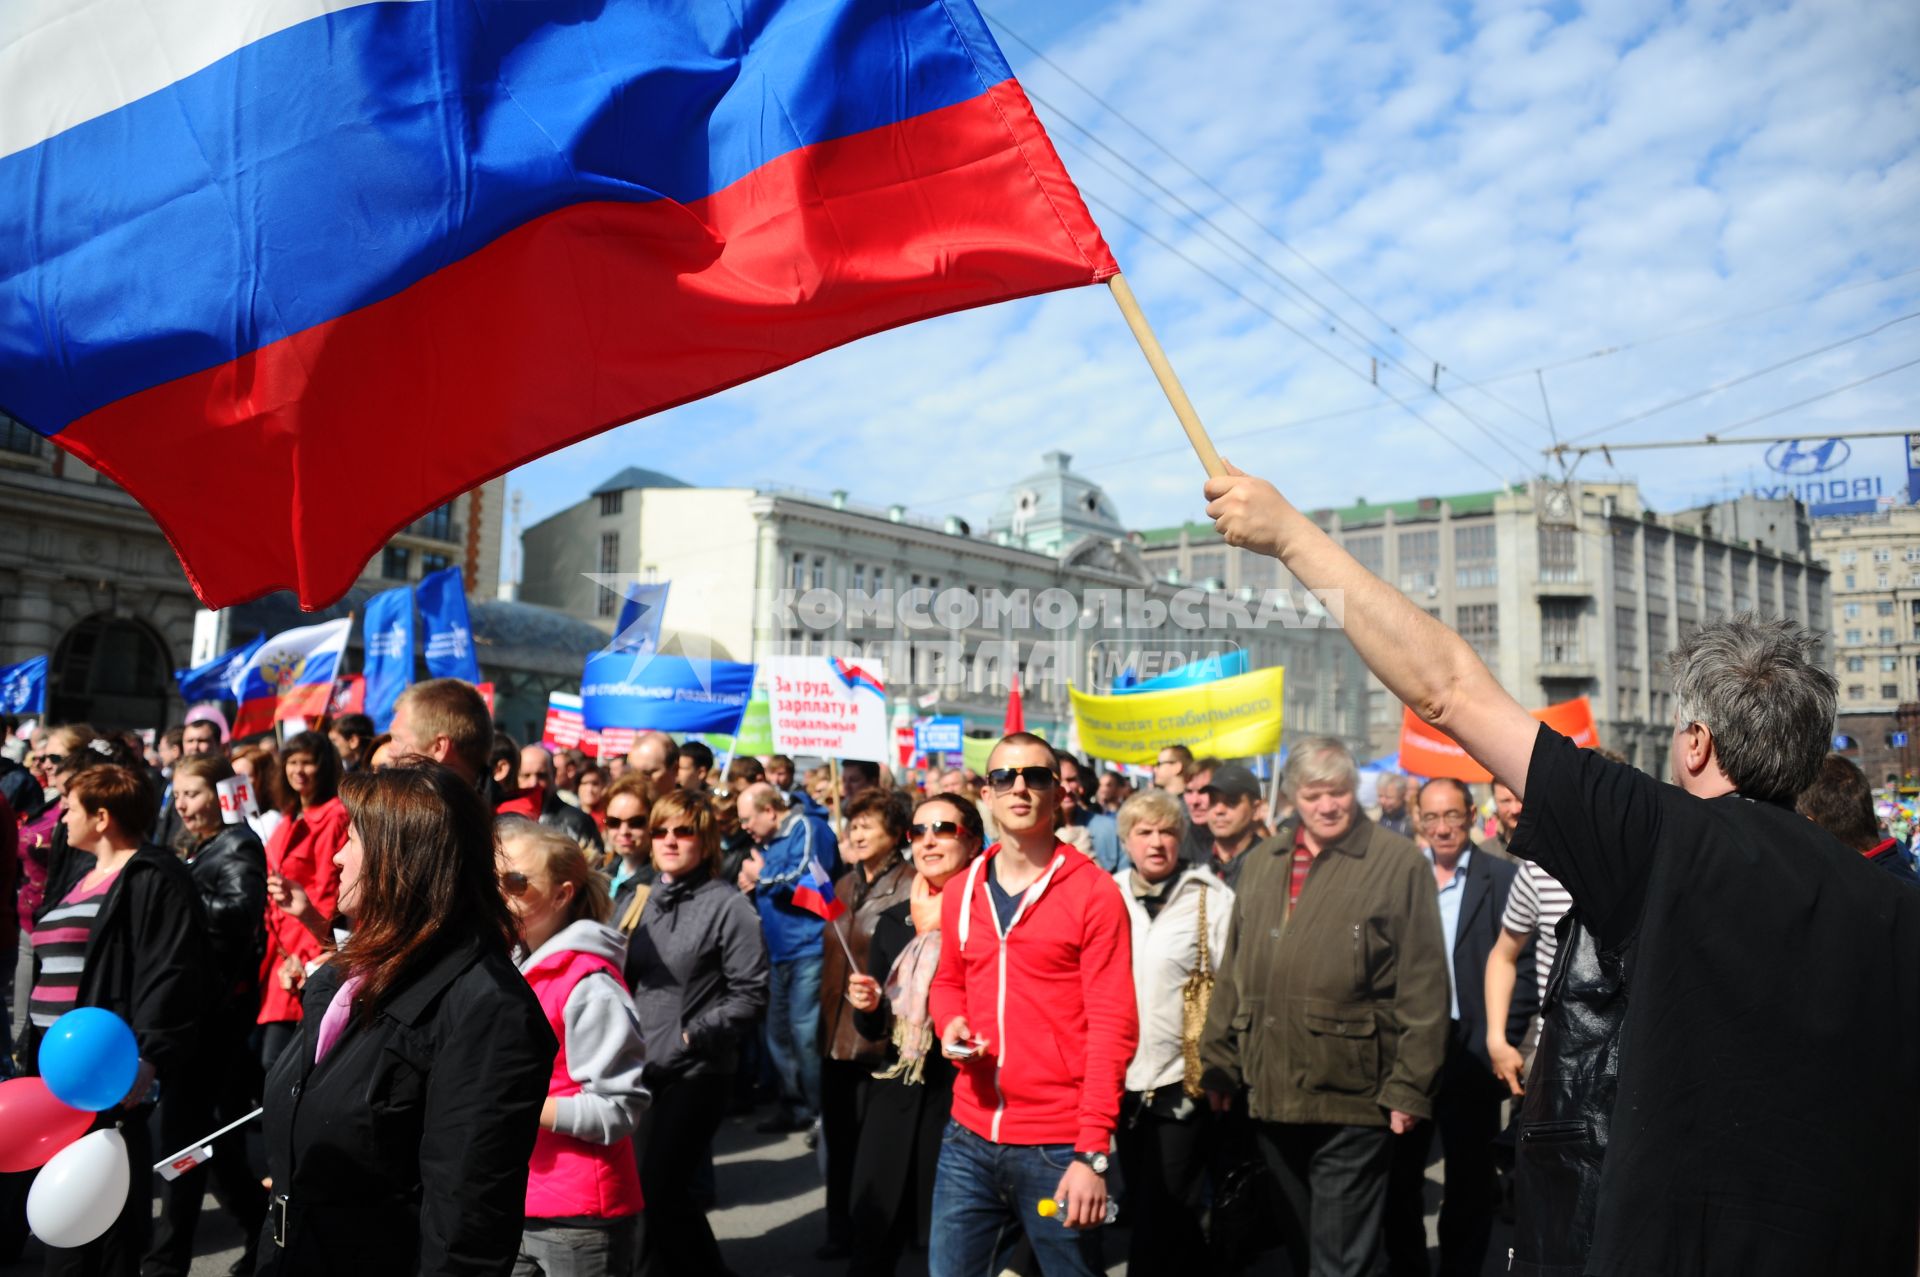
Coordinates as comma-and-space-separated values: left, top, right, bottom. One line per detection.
592, 466, 691, 495
987, 450, 1124, 556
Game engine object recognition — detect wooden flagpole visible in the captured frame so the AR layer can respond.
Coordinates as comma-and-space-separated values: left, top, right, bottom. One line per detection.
1107, 273, 1226, 478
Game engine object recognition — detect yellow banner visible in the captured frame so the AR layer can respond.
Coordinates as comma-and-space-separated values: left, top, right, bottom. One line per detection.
1068, 667, 1284, 765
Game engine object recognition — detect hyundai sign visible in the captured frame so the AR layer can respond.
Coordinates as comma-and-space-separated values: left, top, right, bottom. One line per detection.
1749, 435, 1915, 518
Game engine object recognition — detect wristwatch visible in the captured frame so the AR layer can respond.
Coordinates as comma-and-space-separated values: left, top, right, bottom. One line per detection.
1074, 1151, 1109, 1175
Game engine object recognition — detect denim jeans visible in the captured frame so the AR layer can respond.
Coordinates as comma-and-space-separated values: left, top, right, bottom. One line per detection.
765, 954, 823, 1123
929, 1121, 1106, 1277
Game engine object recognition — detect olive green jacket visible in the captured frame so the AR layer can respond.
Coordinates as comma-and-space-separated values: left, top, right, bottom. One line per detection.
1199, 812, 1448, 1125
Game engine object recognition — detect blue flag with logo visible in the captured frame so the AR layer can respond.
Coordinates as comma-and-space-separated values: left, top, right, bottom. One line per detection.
416, 567, 481, 683
0, 654, 48, 716
581, 651, 755, 733
362, 586, 415, 731
173, 635, 265, 705
608, 581, 670, 654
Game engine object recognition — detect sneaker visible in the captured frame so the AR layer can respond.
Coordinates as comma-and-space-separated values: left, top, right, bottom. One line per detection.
804, 1118, 821, 1150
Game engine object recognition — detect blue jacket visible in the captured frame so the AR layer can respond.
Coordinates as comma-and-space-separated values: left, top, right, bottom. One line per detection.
752, 809, 841, 963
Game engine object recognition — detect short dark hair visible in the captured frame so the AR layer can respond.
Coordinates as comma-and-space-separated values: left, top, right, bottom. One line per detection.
162, 726, 185, 750
680, 740, 715, 773
333, 713, 374, 740
1796, 754, 1880, 852
489, 731, 520, 781
725, 756, 765, 786
1417, 777, 1474, 810
66, 764, 160, 838
846, 788, 909, 846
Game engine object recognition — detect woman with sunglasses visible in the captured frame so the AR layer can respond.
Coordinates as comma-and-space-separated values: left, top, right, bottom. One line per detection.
257, 762, 553, 1276
841, 794, 985, 1277
621, 788, 768, 1277
497, 818, 649, 1277
601, 771, 657, 908
815, 788, 916, 1261
257, 730, 350, 1072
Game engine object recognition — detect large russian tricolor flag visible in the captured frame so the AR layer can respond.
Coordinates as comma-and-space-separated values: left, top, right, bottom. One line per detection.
0, 0, 1117, 609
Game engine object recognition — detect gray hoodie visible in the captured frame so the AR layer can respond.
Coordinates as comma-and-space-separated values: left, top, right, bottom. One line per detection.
517, 918, 651, 1144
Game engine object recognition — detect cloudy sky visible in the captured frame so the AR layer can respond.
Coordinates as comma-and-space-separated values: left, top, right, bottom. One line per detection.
506, 0, 1920, 570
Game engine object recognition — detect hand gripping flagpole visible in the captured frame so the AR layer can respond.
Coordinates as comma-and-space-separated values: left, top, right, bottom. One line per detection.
1106, 273, 1226, 478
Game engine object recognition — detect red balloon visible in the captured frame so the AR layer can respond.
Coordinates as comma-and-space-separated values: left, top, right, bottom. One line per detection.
0, 1077, 95, 1173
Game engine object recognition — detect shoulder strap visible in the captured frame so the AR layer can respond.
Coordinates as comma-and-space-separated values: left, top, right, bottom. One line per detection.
1194, 884, 1211, 979
618, 884, 651, 934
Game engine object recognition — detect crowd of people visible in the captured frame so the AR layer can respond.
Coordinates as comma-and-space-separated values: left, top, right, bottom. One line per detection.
0, 462, 1915, 1277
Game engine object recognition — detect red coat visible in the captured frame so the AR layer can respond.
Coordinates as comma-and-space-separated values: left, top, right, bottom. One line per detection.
258, 796, 350, 1024
928, 842, 1138, 1153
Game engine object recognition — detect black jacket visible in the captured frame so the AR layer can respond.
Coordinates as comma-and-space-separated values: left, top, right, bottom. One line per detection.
539, 790, 603, 855
257, 937, 556, 1277
30, 841, 211, 1085
184, 824, 268, 998
1511, 913, 1629, 1277
1450, 843, 1535, 1074
616, 869, 768, 1086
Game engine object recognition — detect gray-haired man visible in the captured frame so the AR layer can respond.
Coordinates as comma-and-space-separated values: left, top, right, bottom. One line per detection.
1199, 737, 1448, 1277
1204, 463, 1920, 1277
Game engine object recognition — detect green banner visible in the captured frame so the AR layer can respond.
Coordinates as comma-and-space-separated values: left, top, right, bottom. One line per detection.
700, 692, 772, 757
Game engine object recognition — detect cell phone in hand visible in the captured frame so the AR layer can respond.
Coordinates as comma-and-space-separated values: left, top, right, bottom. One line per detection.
947, 1036, 986, 1058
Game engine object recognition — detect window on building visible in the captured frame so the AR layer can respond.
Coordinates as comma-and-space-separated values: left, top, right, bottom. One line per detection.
1612, 533, 1637, 594
1845, 603, 1862, 620
1614, 606, 1638, 663
1190, 550, 1227, 583
1878, 573, 1891, 589
1884, 684, 1900, 699
1881, 627, 1896, 644
1673, 540, 1696, 603
1541, 600, 1582, 664
1732, 552, 1754, 609
1907, 548, 1920, 563
852, 563, 866, 592
1702, 547, 1727, 612
1345, 534, 1384, 576
1840, 550, 1857, 565
1848, 656, 1867, 673
1844, 573, 1856, 590
1458, 604, 1499, 663
0, 412, 41, 457
1849, 684, 1866, 700
1643, 530, 1668, 597
1458, 524, 1499, 587
421, 552, 450, 575
811, 556, 827, 590
598, 531, 619, 574
789, 552, 806, 590
1879, 600, 1896, 617
1398, 530, 1439, 593
382, 545, 411, 581
1882, 656, 1899, 672
1846, 628, 1863, 644
1646, 611, 1670, 667
411, 501, 455, 542
1240, 550, 1280, 589
1874, 548, 1892, 564
598, 491, 623, 517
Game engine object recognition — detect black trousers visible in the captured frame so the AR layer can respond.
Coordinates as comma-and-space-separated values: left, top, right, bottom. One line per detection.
42, 1113, 153, 1277
819, 1058, 867, 1245
1255, 1120, 1395, 1277
1115, 1092, 1209, 1275
637, 1071, 732, 1277
146, 1004, 268, 1276
1384, 1031, 1502, 1277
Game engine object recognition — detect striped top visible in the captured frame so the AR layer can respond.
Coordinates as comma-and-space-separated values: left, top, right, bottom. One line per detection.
28, 870, 119, 1029
1499, 859, 1575, 1004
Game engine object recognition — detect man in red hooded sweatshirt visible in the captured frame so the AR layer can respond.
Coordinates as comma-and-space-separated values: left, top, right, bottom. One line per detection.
927, 732, 1138, 1277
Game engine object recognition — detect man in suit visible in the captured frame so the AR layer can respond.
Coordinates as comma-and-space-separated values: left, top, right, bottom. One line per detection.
1384, 776, 1528, 1277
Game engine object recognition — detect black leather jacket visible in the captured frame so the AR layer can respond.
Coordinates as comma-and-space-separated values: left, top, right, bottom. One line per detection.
1510, 911, 1631, 1277
184, 824, 268, 999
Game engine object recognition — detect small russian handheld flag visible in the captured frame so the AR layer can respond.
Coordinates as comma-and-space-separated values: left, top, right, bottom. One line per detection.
791, 853, 846, 922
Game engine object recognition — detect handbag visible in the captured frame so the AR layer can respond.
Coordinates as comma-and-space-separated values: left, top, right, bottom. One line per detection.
1179, 884, 1214, 1098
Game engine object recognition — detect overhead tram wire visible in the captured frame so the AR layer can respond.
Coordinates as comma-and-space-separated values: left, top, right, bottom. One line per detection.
1028, 90, 1550, 459
1559, 310, 1920, 446
1078, 191, 1518, 489
985, 8, 1559, 442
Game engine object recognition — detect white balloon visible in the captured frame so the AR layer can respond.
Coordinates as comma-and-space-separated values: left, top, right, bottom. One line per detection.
27, 1128, 129, 1249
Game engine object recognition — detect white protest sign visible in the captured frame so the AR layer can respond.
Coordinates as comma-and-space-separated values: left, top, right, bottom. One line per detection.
216, 775, 259, 826
763, 656, 889, 763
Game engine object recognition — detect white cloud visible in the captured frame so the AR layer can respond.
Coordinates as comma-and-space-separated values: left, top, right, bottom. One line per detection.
510, 0, 1920, 545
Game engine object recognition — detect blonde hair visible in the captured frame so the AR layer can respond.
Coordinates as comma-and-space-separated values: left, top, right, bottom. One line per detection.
1117, 787, 1186, 841
497, 816, 611, 925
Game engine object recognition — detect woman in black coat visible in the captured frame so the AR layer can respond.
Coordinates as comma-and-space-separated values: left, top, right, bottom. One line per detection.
25, 761, 210, 1277
257, 762, 555, 1277
841, 795, 984, 1277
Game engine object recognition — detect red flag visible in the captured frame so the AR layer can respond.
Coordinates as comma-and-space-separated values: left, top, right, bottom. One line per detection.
1004, 672, 1025, 735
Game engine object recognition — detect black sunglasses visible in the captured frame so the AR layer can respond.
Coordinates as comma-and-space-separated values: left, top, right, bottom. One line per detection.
986, 766, 1057, 793
910, 820, 963, 839
605, 815, 648, 831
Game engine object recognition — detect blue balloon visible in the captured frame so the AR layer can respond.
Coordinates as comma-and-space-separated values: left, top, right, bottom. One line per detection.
37, 1009, 139, 1113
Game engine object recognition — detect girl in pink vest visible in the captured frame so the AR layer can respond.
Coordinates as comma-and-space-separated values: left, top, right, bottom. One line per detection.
498, 817, 650, 1275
